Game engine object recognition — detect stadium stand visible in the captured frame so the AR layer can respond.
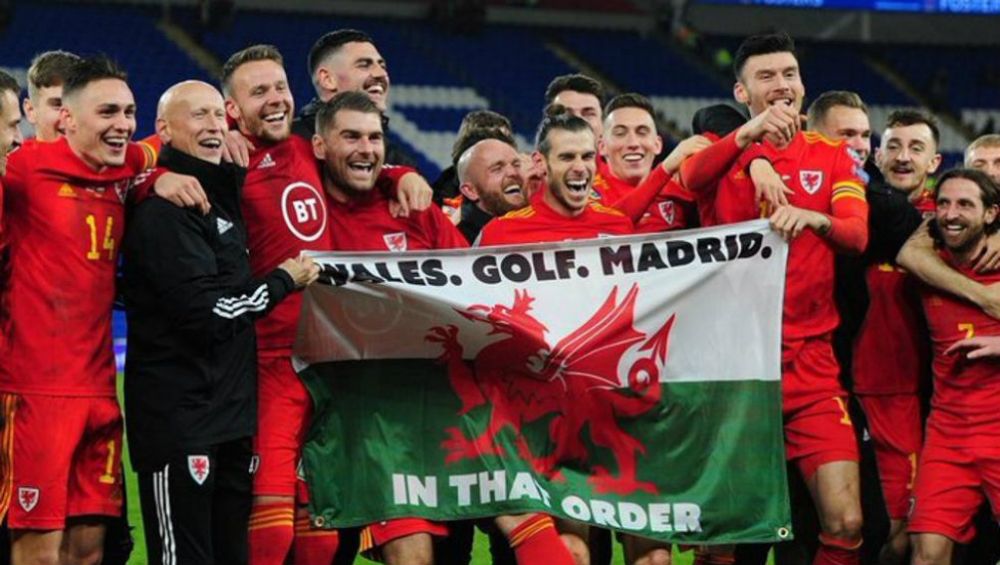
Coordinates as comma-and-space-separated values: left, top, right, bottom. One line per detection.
0, 2, 211, 135
2, 2, 987, 175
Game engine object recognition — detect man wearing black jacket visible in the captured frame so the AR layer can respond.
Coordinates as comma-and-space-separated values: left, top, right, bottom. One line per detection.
122, 81, 318, 565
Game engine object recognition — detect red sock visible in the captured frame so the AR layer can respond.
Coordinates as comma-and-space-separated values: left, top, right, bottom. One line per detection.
248, 502, 295, 565
814, 533, 861, 565
508, 514, 574, 565
292, 515, 340, 565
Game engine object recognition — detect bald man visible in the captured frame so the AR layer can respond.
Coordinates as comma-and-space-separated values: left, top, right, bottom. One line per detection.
122, 81, 318, 565
455, 133, 527, 243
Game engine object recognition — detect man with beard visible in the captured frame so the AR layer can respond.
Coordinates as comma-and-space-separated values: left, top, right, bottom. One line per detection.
221, 44, 426, 565
312, 91, 576, 565
908, 168, 1000, 565
435, 109, 513, 206
479, 114, 632, 246
681, 33, 869, 565
478, 112, 671, 565
293, 28, 415, 167
455, 132, 526, 243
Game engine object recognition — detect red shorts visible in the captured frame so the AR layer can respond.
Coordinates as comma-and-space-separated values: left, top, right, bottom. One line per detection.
253, 355, 313, 498
2, 393, 123, 529
359, 518, 449, 561
782, 337, 858, 479
858, 394, 923, 519
908, 441, 1000, 544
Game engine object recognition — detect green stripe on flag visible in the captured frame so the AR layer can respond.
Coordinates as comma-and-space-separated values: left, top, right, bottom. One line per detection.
300, 359, 790, 544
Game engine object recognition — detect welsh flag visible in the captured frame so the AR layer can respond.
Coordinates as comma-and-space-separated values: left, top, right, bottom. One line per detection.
294, 220, 791, 544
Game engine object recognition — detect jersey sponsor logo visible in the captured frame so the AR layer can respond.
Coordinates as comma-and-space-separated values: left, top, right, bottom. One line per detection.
188, 455, 211, 485
799, 170, 824, 194
383, 232, 408, 252
258, 153, 276, 169
657, 201, 676, 225
281, 182, 328, 242
217, 217, 234, 235
57, 183, 77, 198
17, 487, 39, 512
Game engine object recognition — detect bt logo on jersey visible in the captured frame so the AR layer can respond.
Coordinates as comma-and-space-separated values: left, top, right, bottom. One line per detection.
281, 182, 328, 242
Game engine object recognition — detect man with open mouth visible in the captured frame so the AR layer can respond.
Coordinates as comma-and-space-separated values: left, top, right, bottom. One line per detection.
454, 132, 527, 244
293, 28, 416, 170
122, 79, 318, 565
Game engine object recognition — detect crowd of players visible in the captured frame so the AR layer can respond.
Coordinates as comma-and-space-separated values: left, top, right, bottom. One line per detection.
0, 22, 998, 565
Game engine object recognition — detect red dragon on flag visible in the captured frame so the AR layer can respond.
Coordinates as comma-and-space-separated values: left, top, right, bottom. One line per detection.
426, 284, 676, 495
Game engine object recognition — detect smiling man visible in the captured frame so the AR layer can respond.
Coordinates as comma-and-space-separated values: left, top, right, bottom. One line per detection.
594, 93, 711, 233
221, 44, 428, 565
123, 80, 317, 565
292, 29, 417, 168
0, 56, 165, 565
478, 113, 633, 247
454, 132, 527, 243
312, 92, 575, 565
909, 168, 1000, 565
683, 32, 869, 565
221, 44, 345, 565
876, 110, 942, 205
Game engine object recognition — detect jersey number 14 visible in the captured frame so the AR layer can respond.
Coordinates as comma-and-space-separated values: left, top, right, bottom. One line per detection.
85, 214, 115, 261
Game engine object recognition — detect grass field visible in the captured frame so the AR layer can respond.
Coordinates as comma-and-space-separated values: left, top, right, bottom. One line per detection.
117, 373, 706, 565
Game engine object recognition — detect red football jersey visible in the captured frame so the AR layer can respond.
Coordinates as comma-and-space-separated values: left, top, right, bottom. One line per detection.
592, 167, 632, 207
478, 197, 633, 246
852, 191, 935, 395
0, 137, 155, 396
242, 135, 334, 354
328, 178, 468, 252
921, 256, 1000, 447
242, 135, 413, 353
634, 178, 696, 234
712, 132, 868, 342
592, 165, 694, 233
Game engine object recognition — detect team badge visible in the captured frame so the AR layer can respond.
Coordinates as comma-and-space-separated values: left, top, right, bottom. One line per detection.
17, 487, 39, 512
383, 232, 408, 252
112, 180, 131, 203
799, 170, 824, 194
657, 201, 676, 225
188, 455, 210, 485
